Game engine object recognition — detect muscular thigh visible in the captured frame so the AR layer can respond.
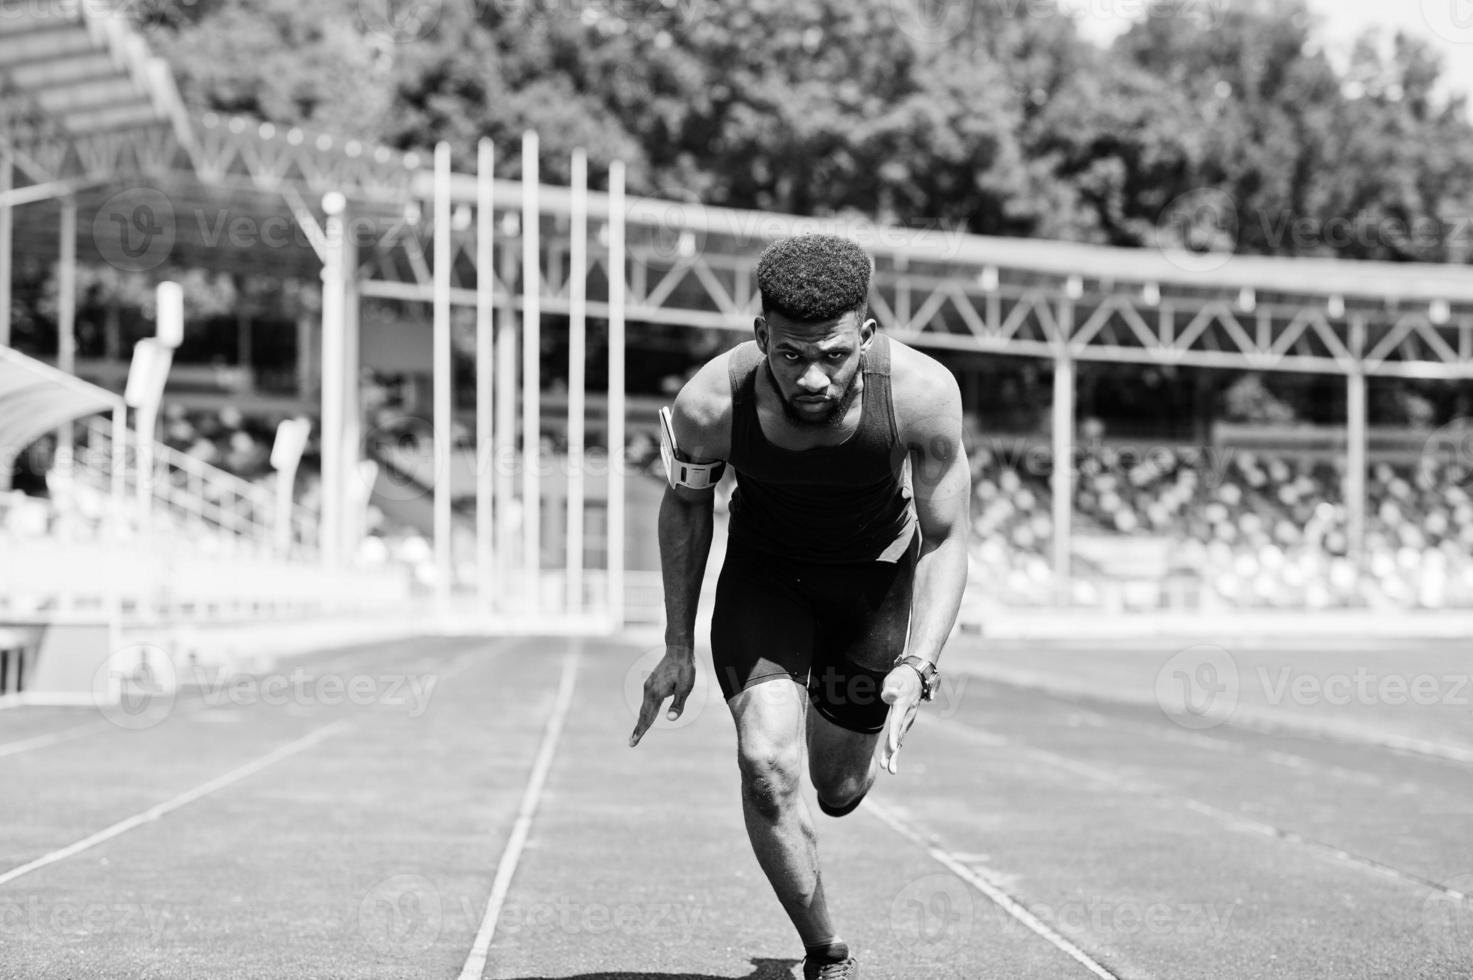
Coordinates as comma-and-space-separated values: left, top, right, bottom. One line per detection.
728, 672, 809, 785
804, 532, 919, 734
806, 706, 882, 786
711, 542, 817, 700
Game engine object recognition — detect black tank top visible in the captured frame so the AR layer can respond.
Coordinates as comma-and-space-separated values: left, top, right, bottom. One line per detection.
726, 333, 917, 563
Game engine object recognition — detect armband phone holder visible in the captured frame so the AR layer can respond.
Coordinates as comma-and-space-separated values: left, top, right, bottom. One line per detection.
659, 406, 726, 490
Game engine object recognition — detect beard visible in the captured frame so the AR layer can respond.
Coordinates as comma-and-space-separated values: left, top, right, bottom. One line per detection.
767, 363, 863, 429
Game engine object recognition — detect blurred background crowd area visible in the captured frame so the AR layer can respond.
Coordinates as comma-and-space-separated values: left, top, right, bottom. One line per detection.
966, 433, 1473, 611
6, 0, 1473, 609
7, 362, 1473, 610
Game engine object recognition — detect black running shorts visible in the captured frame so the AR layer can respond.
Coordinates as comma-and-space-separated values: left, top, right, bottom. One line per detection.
710, 532, 920, 734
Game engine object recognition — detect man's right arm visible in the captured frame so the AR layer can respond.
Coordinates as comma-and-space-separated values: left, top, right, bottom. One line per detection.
659, 482, 714, 653
630, 358, 731, 747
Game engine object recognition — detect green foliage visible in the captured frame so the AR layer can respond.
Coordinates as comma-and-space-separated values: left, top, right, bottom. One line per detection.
131, 0, 1473, 265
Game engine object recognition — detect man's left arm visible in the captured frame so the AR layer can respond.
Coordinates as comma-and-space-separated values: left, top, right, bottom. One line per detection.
879, 366, 971, 774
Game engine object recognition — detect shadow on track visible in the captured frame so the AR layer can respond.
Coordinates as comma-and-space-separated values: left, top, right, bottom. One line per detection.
505, 956, 802, 980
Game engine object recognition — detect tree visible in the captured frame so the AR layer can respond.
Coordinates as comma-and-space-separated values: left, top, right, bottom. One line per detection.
134, 0, 1473, 262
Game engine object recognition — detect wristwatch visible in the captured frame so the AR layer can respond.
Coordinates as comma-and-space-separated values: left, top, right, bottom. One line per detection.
896, 655, 939, 702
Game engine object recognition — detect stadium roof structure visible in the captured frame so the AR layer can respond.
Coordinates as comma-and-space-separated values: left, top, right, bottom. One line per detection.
395, 174, 1473, 380
0, 1, 417, 280
3, 1, 1472, 605
0, 344, 119, 460
0, 1, 197, 200
3, 2, 1473, 378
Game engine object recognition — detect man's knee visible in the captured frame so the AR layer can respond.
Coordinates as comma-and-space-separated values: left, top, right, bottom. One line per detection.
738, 742, 803, 821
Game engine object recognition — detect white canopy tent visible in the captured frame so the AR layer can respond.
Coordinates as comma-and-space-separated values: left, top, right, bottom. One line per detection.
0, 345, 123, 494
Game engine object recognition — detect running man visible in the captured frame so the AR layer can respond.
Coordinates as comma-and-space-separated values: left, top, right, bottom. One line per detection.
629, 234, 971, 979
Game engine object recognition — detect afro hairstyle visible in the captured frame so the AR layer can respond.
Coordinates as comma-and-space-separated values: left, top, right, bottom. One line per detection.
755, 234, 872, 324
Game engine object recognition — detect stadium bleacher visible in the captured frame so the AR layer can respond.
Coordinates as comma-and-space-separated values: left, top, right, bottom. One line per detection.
130, 394, 1473, 614
965, 423, 1473, 611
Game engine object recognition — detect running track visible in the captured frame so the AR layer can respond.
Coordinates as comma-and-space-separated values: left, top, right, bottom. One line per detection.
0, 632, 1469, 979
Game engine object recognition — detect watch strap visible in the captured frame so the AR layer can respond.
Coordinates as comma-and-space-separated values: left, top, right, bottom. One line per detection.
897, 655, 939, 702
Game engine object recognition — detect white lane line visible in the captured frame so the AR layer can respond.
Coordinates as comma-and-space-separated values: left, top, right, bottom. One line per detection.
933, 714, 1473, 903
1178, 798, 1470, 901
1068, 708, 1389, 790
0, 720, 108, 759
865, 798, 1121, 980
0, 719, 350, 888
458, 648, 581, 980
0, 639, 521, 761
958, 665, 1473, 767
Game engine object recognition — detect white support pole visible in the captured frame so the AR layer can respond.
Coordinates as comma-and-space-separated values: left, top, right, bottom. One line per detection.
567, 148, 588, 614
320, 192, 347, 567
1346, 367, 1367, 583
476, 138, 496, 609
0, 153, 11, 348
275, 465, 298, 556
270, 416, 311, 558
521, 131, 541, 608
57, 196, 76, 465
433, 141, 454, 611
136, 399, 158, 528
296, 312, 316, 398
608, 160, 626, 627
341, 223, 362, 562
1051, 349, 1075, 607
110, 407, 125, 538
495, 240, 518, 606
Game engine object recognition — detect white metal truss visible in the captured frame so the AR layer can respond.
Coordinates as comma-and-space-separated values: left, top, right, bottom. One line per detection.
191, 113, 417, 204
0, 1, 197, 187
355, 203, 1473, 380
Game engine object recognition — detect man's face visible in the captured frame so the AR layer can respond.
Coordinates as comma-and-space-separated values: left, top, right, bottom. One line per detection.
755, 310, 875, 428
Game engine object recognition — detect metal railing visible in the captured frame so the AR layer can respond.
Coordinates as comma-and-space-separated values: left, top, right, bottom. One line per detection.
75, 416, 319, 558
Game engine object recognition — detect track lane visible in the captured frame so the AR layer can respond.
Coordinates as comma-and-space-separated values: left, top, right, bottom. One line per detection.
887, 672, 1473, 980
955, 661, 1473, 892
0, 635, 540, 980
482, 642, 1108, 980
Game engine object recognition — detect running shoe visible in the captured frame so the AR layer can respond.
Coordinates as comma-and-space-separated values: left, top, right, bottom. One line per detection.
802, 955, 859, 980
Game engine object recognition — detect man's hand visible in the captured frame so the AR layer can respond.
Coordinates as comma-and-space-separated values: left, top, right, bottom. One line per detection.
628, 646, 697, 747
878, 664, 924, 775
